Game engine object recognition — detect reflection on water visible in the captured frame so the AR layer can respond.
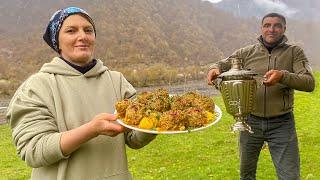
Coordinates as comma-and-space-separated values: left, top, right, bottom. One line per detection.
136, 80, 220, 96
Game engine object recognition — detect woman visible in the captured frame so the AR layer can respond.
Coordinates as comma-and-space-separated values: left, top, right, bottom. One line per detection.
7, 7, 156, 180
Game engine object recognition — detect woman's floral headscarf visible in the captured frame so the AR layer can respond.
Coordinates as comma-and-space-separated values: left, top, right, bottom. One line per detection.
43, 7, 96, 53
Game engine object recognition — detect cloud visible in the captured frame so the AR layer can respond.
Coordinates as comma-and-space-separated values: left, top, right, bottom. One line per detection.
202, 0, 223, 4
253, 0, 298, 17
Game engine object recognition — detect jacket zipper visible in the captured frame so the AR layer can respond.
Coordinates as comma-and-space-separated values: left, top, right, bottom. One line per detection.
283, 91, 286, 110
264, 54, 272, 117
273, 54, 287, 110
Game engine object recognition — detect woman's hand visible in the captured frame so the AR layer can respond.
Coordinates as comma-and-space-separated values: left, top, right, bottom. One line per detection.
60, 113, 126, 156
89, 113, 126, 137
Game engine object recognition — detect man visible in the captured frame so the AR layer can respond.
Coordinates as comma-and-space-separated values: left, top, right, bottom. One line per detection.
207, 13, 315, 179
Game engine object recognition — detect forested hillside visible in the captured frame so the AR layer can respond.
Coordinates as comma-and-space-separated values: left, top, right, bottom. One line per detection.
0, 0, 319, 98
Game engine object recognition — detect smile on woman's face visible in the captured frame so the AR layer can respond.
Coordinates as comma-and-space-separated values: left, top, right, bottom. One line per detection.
58, 14, 95, 66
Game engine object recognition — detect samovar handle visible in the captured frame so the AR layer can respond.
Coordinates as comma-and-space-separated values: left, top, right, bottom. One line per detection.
211, 79, 221, 90
253, 75, 267, 89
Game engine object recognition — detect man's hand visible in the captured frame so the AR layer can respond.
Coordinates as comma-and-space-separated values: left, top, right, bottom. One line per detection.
207, 68, 221, 85
263, 70, 284, 86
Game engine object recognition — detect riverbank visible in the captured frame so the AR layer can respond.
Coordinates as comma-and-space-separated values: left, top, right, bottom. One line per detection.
0, 80, 219, 124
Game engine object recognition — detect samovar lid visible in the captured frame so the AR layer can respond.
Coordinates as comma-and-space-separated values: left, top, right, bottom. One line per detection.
218, 58, 257, 78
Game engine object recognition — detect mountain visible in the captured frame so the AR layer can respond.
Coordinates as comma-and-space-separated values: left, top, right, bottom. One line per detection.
0, 0, 256, 75
0, 0, 319, 97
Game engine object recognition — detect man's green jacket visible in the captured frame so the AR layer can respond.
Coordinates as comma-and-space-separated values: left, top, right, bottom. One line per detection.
209, 36, 315, 117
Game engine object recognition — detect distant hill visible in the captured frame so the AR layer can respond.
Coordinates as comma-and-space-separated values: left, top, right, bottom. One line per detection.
0, 0, 256, 76
0, 0, 319, 96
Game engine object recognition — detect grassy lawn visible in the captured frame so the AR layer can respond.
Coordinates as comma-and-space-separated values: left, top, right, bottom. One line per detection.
1, 72, 319, 180
0, 125, 31, 180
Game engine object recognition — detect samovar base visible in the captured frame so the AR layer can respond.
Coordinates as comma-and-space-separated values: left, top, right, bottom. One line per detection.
232, 118, 253, 133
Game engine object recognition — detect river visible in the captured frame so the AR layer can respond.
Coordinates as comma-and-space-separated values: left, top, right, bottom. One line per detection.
0, 80, 219, 124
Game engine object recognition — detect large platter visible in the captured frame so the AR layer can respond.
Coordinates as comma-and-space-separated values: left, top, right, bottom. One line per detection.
116, 105, 222, 134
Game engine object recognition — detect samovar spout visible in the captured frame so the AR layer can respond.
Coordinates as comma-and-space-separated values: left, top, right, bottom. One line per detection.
232, 117, 253, 133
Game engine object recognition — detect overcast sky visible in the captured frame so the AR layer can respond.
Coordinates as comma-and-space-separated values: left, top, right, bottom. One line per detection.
202, 0, 223, 3
202, 0, 298, 17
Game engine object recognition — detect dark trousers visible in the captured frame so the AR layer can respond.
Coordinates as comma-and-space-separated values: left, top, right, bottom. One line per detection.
239, 112, 300, 180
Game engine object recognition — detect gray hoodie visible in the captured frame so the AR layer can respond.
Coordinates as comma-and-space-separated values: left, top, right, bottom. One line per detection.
7, 57, 155, 180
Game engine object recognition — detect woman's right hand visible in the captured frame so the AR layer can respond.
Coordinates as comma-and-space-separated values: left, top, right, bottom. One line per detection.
60, 113, 126, 156
89, 113, 126, 137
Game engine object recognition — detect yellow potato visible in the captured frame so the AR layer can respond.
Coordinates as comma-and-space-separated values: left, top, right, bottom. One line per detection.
138, 117, 155, 129
206, 111, 215, 121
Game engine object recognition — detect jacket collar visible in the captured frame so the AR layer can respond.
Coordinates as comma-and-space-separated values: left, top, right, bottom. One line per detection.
257, 35, 288, 49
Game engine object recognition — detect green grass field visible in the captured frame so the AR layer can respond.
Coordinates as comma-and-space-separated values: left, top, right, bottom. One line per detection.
1, 72, 319, 180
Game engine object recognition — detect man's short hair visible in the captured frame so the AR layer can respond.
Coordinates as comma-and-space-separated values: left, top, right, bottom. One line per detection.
262, 13, 286, 25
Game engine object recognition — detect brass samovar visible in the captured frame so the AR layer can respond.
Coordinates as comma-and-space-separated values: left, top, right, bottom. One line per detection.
215, 58, 258, 133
